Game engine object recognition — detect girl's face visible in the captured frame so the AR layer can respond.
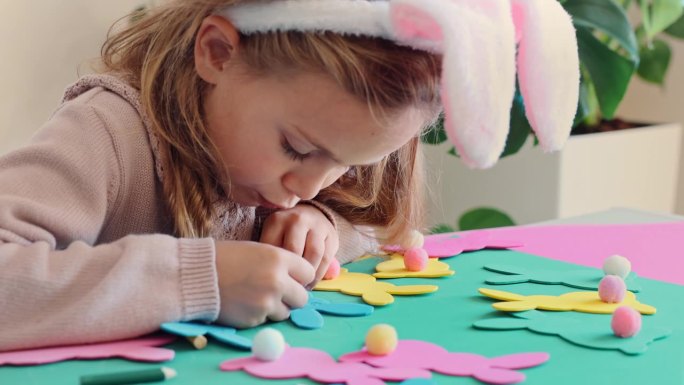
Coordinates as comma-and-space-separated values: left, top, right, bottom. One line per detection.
204, 69, 425, 209
195, 15, 426, 209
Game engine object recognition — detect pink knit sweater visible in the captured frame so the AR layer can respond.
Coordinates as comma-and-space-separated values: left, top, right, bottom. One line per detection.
0, 75, 377, 352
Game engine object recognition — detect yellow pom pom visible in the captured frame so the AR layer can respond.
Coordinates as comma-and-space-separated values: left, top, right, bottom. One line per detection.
365, 324, 398, 356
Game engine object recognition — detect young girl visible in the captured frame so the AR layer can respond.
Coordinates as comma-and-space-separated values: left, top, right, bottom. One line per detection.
0, 0, 578, 352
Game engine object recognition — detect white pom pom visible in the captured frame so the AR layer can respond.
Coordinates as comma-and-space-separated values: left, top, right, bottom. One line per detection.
252, 327, 285, 361
603, 255, 631, 279
400, 230, 425, 250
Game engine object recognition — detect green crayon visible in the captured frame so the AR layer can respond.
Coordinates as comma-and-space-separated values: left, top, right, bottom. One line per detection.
80, 366, 176, 385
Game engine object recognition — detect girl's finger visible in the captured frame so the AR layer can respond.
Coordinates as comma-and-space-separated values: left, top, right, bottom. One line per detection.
281, 224, 308, 257
311, 236, 339, 286
259, 217, 285, 247
281, 275, 310, 309
267, 301, 291, 322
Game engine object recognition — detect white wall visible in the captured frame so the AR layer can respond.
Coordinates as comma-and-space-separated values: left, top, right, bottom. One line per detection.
0, 1, 142, 154
615, 36, 684, 215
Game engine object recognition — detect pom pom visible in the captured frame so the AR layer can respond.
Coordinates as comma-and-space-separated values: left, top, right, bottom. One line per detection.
598, 275, 626, 303
252, 328, 285, 361
403, 247, 429, 272
400, 230, 425, 250
611, 306, 642, 338
603, 254, 631, 279
365, 324, 398, 356
324, 258, 341, 280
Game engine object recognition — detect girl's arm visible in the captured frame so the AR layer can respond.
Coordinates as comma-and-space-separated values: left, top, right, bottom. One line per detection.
0, 236, 217, 352
0, 94, 219, 351
304, 201, 380, 264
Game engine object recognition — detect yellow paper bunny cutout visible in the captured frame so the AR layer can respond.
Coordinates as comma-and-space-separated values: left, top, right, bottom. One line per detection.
314, 268, 438, 306
479, 288, 656, 315
373, 253, 455, 279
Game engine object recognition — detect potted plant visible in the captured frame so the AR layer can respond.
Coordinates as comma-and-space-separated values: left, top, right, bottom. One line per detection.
424, 0, 684, 231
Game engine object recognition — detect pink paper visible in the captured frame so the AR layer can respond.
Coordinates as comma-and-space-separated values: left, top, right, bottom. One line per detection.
340, 340, 549, 385
463, 222, 684, 285
0, 335, 176, 366
384, 231, 522, 257
221, 346, 431, 385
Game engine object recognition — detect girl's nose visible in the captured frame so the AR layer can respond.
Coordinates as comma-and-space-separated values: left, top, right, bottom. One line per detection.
282, 163, 347, 201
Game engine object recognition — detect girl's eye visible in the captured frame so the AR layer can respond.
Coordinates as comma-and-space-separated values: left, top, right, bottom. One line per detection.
281, 136, 309, 162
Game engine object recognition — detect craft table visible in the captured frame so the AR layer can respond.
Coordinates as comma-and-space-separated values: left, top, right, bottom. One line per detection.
1, 208, 683, 385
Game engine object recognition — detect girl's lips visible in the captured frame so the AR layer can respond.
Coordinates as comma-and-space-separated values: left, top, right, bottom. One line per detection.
258, 195, 286, 210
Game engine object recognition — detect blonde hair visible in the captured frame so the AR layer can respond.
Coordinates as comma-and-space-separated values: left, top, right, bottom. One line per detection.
101, 0, 442, 243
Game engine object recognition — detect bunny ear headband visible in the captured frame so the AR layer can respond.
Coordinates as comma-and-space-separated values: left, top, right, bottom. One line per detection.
219, 0, 580, 169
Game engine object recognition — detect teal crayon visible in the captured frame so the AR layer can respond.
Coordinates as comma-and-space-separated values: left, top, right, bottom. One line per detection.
80, 366, 176, 385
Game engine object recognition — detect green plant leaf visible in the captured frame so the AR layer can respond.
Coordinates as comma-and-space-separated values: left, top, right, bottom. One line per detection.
574, 70, 602, 128
564, 0, 639, 61
637, 0, 683, 39
501, 89, 532, 158
573, 76, 592, 127
130, 5, 148, 24
665, 13, 684, 38
637, 38, 672, 84
430, 224, 456, 234
458, 208, 516, 231
448, 147, 459, 158
576, 26, 637, 119
421, 115, 447, 145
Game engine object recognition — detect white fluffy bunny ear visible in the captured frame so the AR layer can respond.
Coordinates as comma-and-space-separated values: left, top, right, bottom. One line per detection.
220, 0, 579, 169
390, 0, 517, 169
512, 0, 580, 153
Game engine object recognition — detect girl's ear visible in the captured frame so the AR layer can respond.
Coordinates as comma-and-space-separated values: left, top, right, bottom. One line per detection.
194, 15, 241, 85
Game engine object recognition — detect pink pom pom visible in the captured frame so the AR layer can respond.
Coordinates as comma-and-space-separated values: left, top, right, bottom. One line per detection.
598, 275, 626, 303
323, 259, 341, 280
404, 247, 428, 272
611, 306, 642, 338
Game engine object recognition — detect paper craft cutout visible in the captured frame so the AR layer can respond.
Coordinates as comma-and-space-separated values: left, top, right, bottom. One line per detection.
0, 335, 175, 366
220, 346, 432, 385
478, 288, 656, 314
384, 232, 522, 258
399, 380, 437, 385
160, 322, 252, 349
314, 268, 438, 306
340, 340, 549, 385
473, 310, 671, 355
373, 254, 455, 279
484, 263, 642, 292
464, 222, 684, 285
290, 293, 374, 330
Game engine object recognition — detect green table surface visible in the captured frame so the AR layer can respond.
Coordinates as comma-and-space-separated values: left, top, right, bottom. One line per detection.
2, 249, 683, 385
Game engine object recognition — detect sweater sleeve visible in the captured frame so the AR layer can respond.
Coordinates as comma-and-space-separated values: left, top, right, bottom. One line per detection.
0, 100, 219, 352
304, 201, 380, 264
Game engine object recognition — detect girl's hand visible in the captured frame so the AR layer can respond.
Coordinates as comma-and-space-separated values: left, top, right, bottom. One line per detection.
214, 240, 314, 328
260, 204, 340, 287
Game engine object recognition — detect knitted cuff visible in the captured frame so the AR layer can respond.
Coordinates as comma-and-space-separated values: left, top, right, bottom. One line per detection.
177, 238, 220, 322
300, 200, 338, 229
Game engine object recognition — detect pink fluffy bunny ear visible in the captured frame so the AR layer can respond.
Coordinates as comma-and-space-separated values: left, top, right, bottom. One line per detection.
390, 0, 517, 169
512, 0, 580, 153
221, 0, 580, 169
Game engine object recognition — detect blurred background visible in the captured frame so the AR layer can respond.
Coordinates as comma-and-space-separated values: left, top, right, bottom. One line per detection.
0, 1, 682, 229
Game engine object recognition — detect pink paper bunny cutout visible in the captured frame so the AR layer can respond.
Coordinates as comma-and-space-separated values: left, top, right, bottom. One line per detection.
0, 335, 176, 366
340, 340, 549, 385
384, 231, 522, 258
221, 346, 431, 385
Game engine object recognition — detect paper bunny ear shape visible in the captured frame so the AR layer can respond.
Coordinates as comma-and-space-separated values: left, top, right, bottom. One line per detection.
221, 0, 579, 169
